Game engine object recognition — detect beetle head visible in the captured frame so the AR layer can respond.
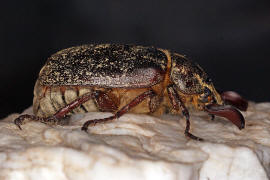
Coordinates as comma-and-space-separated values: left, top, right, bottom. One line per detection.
170, 54, 223, 109
170, 53, 247, 130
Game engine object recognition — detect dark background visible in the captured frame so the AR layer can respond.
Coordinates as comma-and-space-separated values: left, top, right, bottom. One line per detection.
1, 0, 270, 119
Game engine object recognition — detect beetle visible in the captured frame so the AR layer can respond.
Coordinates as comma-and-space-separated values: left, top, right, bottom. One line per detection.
14, 44, 248, 141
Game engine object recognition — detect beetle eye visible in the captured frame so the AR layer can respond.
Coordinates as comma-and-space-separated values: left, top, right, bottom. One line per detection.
205, 77, 212, 84
203, 87, 211, 98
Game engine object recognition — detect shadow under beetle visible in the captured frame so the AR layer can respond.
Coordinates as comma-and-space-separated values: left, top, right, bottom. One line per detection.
14, 44, 248, 141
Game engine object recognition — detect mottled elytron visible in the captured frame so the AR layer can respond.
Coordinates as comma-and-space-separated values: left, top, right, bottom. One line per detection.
15, 44, 248, 141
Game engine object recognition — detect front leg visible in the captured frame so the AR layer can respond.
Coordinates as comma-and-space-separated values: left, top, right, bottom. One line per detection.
167, 85, 203, 141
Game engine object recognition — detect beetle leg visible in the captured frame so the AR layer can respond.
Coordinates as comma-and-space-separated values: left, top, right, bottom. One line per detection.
81, 90, 156, 131
92, 90, 119, 112
149, 95, 162, 113
14, 92, 93, 129
209, 114, 215, 120
167, 85, 203, 141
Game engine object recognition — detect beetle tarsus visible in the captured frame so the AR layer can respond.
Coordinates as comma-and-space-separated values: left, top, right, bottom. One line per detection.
183, 110, 204, 141
14, 114, 63, 129
209, 114, 215, 121
14, 114, 38, 130
185, 131, 204, 141
81, 116, 116, 132
184, 119, 204, 141
14, 118, 23, 130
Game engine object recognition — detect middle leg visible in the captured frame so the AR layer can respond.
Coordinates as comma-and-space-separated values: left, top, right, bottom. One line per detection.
81, 90, 156, 131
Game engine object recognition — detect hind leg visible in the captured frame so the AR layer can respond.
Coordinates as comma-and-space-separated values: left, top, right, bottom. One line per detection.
14, 92, 93, 129
14, 90, 119, 129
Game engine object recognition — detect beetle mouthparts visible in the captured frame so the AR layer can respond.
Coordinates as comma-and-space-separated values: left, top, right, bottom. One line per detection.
204, 104, 245, 130
221, 91, 248, 111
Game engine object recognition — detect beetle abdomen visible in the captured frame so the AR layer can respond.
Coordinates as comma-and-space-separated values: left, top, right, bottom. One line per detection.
38, 44, 168, 88
33, 80, 98, 117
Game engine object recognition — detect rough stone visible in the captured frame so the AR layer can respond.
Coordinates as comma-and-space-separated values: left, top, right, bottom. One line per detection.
0, 102, 270, 180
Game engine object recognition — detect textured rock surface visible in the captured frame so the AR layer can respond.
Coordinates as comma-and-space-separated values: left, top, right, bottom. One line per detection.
1, 102, 270, 180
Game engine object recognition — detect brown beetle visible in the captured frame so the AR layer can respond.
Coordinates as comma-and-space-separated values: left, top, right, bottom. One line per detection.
14, 44, 248, 141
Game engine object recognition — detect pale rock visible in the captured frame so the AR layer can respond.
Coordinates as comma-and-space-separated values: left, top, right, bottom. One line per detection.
0, 102, 270, 180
